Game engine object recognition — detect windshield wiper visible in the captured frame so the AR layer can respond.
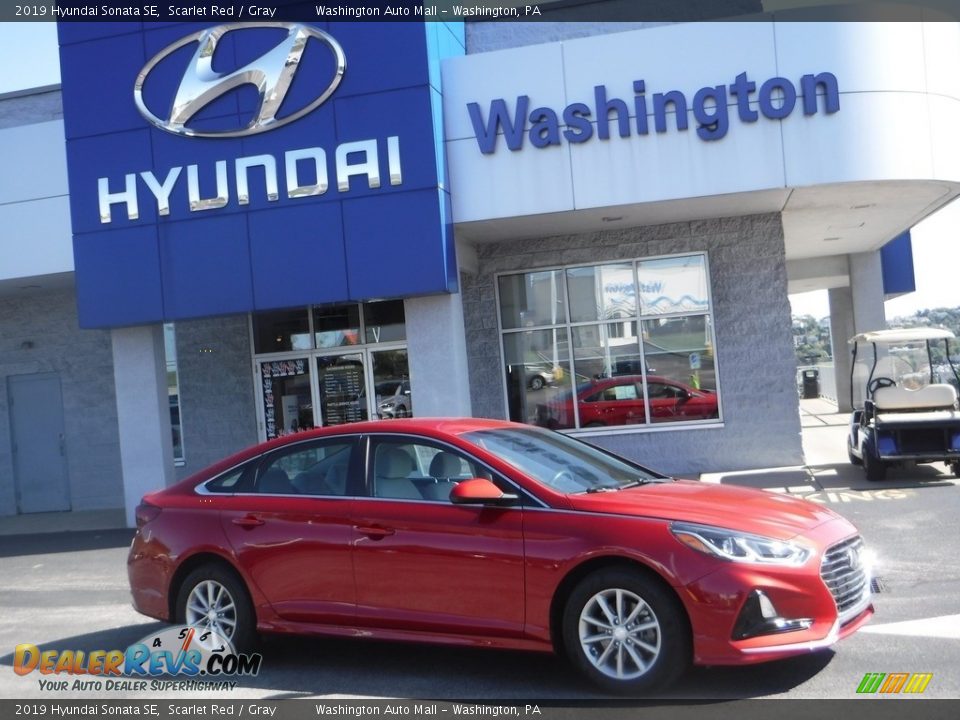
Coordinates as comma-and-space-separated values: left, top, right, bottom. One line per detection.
584, 485, 620, 493
619, 478, 656, 489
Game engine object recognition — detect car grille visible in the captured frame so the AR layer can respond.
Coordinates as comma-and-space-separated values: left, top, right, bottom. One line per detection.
820, 535, 870, 621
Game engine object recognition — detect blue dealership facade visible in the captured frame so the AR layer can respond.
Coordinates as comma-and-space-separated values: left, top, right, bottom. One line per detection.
1, 16, 958, 525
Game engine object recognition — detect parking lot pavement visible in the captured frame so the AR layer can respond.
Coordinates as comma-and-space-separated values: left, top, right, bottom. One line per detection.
1, 403, 957, 701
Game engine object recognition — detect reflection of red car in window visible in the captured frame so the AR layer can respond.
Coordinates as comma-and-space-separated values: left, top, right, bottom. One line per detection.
539, 375, 718, 428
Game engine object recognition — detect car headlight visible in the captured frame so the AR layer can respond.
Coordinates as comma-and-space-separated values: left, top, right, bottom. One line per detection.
670, 522, 812, 566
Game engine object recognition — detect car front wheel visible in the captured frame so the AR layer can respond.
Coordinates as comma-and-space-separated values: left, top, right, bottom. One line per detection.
176, 563, 257, 652
529, 376, 545, 391
562, 568, 690, 694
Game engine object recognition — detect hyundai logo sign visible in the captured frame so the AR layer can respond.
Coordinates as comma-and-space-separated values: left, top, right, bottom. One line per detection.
133, 23, 346, 138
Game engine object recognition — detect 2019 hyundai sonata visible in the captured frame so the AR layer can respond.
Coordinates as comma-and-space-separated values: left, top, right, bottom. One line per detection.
129, 418, 875, 693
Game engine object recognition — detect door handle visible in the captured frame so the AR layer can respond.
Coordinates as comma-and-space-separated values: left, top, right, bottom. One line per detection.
232, 515, 265, 529
356, 525, 395, 539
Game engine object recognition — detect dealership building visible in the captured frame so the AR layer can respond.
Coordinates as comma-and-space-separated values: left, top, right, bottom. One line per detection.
1, 13, 958, 525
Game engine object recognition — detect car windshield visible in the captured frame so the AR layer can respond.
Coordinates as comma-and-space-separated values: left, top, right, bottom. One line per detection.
462, 427, 664, 493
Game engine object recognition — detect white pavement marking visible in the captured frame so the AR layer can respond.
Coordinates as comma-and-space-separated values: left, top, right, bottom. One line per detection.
859, 614, 960, 640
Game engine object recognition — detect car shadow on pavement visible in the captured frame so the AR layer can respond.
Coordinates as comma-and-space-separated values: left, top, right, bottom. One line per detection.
238, 634, 833, 701
0, 624, 832, 700
0, 529, 135, 559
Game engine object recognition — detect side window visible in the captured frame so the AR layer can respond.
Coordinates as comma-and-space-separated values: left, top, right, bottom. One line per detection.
255, 440, 354, 496
205, 466, 248, 494
371, 440, 490, 502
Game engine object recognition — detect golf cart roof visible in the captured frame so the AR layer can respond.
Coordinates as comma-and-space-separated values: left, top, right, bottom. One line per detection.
850, 328, 955, 344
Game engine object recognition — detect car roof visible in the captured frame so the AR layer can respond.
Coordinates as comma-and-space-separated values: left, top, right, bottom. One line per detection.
269, 418, 517, 448
168, 418, 522, 491
850, 328, 955, 344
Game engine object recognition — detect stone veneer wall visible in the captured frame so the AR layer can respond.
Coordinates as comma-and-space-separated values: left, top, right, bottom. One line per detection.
173, 315, 259, 481
460, 213, 803, 475
0, 289, 122, 514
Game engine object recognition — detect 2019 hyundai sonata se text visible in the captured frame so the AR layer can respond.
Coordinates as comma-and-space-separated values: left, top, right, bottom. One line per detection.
128, 418, 875, 693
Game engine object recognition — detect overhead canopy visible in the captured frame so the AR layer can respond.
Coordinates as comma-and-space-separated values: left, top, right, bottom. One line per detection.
850, 328, 955, 344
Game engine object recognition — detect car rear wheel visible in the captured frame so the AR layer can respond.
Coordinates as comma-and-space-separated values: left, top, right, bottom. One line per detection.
562, 568, 689, 694
176, 564, 257, 652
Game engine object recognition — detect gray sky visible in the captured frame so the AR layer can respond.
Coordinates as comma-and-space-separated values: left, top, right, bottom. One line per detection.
4, 22, 958, 321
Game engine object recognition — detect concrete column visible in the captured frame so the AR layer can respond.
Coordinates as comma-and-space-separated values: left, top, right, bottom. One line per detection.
829, 287, 856, 412
112, 325, 175, 527
404, 294, 473, 417
849, 250, 887, 333
829, 251, 887, 413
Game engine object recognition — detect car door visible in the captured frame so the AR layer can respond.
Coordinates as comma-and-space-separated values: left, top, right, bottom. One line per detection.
219, 436, 360, 625
580, 381, 645, 426
351, 435, 526, 638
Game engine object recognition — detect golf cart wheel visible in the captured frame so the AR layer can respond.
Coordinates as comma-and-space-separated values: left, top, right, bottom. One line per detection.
951, 461, 960, 479
847, 438, 862, 466
863, 441, 886, 482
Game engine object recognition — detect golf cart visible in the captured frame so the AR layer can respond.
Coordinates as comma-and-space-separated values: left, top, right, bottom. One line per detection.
847, 328, 960, 481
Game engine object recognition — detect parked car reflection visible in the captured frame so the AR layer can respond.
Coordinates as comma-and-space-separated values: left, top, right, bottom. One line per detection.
536, 375, 718, 428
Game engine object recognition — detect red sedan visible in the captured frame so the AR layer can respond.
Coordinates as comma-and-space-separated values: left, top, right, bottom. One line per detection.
537, 375, 719, 429
129, 418, 874, 693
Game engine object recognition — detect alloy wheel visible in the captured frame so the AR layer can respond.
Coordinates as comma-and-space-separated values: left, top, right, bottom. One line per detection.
185, 579, 238, 642
578, 587, 661, 680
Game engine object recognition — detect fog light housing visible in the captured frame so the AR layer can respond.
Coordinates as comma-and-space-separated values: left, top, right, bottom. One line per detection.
732, 590, 813, 640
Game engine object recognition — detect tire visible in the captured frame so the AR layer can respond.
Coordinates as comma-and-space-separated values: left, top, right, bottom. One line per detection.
951, 461, 960, 479
176, 563, 257, 653
863, 440, 886, 482
561, 567, 690, 695
529, 376, 545, 391
395, 406, 409, 418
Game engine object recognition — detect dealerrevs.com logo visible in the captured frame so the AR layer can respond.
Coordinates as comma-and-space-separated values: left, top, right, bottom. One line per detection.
12, 626, 262, 692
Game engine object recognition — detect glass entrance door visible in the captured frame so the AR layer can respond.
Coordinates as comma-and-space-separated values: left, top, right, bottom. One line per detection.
316, 353, 369, 427
259, 359, 314, 439
372, 349, 412, 419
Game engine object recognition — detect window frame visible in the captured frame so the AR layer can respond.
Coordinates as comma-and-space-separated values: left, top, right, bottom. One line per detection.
360, 433, 544, 507
494, 251, 724, 436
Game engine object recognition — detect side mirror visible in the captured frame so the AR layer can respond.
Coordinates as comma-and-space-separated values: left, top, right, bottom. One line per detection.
450, 478, 518, 506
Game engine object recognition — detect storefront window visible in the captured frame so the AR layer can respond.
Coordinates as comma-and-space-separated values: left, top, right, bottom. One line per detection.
498, 269, 566, 329
253, 308, 311, 353
252, 301, 412, 439
163, 323, 184, 463
313, 304, 360, 348
260, 359, 314, 439
498, 253, 721, 431
641, 315, 718, 423
502, 328, 573, 429
364, 300, 406, 343
566, 263, 636, 323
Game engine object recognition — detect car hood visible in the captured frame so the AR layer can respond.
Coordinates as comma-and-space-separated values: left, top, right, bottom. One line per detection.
566, 479, 840, 540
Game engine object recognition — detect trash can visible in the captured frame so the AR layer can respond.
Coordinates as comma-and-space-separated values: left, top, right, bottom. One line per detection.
801, 368, 820, 399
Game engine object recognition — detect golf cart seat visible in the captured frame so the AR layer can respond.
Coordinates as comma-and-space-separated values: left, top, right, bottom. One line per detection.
873, 383, 958, 411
